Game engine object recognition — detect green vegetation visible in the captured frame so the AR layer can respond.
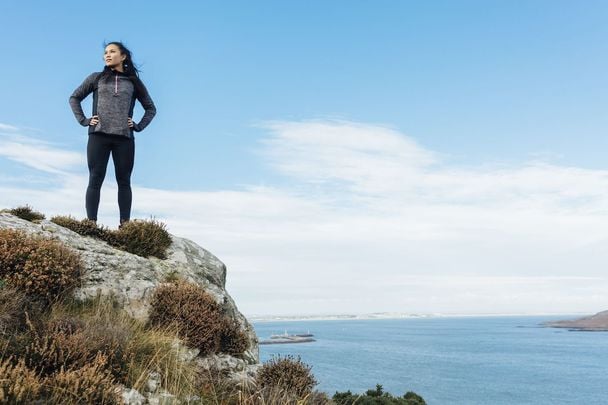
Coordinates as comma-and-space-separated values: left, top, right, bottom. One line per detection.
333, 384, 426, 405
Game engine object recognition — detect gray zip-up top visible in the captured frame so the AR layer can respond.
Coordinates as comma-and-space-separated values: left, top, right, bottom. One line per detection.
69, 68, 156, 138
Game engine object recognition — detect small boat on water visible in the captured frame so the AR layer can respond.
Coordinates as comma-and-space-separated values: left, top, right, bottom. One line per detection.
259, 330, 316, 345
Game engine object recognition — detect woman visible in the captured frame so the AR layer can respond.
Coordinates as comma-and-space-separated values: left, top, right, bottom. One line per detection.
69, 41, 156, 227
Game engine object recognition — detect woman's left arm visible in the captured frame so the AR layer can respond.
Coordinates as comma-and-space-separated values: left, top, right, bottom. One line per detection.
132, 81, 157, 132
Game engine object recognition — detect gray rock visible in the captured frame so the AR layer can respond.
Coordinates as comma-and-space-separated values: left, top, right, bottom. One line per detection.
147, 390, 178, 405
195, 353, 262, 388
122, 387, 146, 405
146, 371, 162, 394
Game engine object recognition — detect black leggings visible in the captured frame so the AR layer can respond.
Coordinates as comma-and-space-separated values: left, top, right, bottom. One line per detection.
86, 133, 135, 222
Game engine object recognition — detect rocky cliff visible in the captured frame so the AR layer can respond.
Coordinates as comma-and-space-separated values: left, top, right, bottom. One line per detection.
0, 212, 260, 384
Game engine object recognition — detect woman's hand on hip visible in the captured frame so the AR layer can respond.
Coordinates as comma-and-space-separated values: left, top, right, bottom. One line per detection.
89, 115, 99, 126
128, 117, 134, 128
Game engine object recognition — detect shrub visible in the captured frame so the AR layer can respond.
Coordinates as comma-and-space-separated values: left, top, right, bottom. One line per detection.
147, 280, 249, 356
1, 292, 197, 400
0, 356, 42, 404
256, 355, 318, 398
51, 216, 172, 259
220, 318, 250, 356
195, 365, 328, 405
404, 391, 426, 405
0, 229, 83, 303
22, 310, 133, 382
55, 293, 200, 396
8, 205, 45, 222
333, 384, 426, 405
0, 285, 28, 336
50, 215, 107, 239
112, 218, 172, 259
41, 352, 123, 405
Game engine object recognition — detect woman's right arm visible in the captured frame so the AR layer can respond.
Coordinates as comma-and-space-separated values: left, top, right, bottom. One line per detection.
68, 72, 99, 126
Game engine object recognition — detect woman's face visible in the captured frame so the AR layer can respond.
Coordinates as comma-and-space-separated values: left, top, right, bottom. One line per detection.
104, 44, 126, 69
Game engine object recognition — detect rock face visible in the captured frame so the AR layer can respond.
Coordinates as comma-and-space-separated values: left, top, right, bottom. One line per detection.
545, 310, 608, 331
0, 212, 259, 366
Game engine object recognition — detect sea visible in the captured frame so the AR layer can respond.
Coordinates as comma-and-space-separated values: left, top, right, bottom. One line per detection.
251, 316, 608, 404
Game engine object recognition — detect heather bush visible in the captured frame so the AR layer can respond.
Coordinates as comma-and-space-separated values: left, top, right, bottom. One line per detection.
20, 296, 135, 382
50, 215, 108, 239
0, 356, 42, 404
148, 280, 249, 356
0, 285, 28, 336
51, 215, 172, 259
22, 315, 133, 382
41, 352, 123, 405
0, 229, 83, 303
7, 205, 45, 222
112, 218, 172, 259
220, 318, 250, 356
256, 355, 318, 398
55, 293, 199, 396
196, 364, 330, 405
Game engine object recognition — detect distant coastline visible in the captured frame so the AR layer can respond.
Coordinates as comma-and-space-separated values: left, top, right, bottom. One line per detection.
247, 311, 589, 323
544, 310, 608, 331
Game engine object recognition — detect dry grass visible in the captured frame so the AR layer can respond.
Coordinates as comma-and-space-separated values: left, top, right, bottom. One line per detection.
53, 293, 201, 399
195, 365, 329, 405
41, 352, 123, 405
0, 356, 42, 404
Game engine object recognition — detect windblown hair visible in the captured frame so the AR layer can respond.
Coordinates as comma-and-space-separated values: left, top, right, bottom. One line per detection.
99, 41, 147, 96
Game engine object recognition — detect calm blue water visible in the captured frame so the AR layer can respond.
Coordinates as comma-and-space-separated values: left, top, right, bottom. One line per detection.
252, 316, 608, 404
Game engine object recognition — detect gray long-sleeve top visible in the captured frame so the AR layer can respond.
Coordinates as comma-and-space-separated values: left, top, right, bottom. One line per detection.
69, 68, 156, 138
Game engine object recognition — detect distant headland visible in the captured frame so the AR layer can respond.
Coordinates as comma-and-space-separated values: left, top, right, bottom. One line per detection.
545, 310, 608, 331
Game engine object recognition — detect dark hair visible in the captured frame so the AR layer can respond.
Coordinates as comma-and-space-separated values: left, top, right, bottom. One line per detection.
100, 41, 147, 96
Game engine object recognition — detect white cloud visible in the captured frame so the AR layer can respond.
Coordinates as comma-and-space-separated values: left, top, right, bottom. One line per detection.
0, 133, 84, 174
2, 120, 608, 317
0, 123, 19, 132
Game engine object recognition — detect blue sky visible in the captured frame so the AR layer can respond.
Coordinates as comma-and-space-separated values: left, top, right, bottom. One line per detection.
1, 1, 608, 316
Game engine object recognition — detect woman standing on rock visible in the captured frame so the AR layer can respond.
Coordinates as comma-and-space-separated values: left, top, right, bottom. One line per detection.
69, 41, 156, 228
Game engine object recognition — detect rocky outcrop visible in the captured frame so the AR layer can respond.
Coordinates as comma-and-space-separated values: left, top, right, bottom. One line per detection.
544, 310, 608, 331
0, 213, 260, 384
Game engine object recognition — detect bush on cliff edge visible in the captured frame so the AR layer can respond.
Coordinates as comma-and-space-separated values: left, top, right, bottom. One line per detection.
147, 279, 249, 357
4, 205, 45, 222
256, 354, 318, 398
0, 228, 83, 303
50, 215, 172, 259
